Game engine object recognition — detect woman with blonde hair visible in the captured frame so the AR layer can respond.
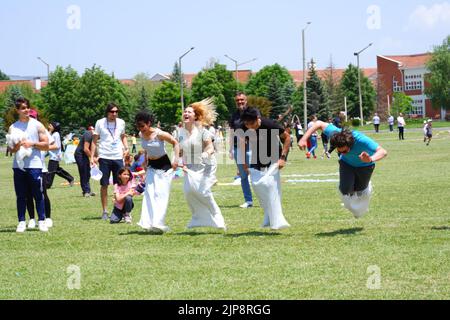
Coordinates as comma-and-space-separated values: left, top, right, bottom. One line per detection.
177, 98, 226, 231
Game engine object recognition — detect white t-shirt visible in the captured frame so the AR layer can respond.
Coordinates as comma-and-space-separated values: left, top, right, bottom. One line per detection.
397, 116, 406, 127
10, 118, 45, 169
178, 126, 212, 165
388, 116, 394, 125
373, 116, 380, 125
94, 117, 126, 160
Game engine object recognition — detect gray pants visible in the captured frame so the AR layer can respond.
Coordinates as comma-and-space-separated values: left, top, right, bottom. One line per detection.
339, 161, 374, 195
110, 196, 134, 224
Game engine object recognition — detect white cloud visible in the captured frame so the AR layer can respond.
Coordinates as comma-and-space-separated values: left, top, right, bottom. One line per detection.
407, 2, 450, 30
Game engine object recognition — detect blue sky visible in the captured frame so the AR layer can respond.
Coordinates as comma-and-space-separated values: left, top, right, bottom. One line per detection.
1, 0, 449, 78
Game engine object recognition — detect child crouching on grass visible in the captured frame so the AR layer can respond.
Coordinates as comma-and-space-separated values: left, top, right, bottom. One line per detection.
110, 167, 142, 224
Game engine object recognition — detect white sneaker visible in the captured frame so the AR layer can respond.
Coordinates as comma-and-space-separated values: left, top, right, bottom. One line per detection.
45, 218, 53, 228
16, 221, 26, 233
239, 202, 253, 208
38, 220, 48, 232
27, 219, 36, 229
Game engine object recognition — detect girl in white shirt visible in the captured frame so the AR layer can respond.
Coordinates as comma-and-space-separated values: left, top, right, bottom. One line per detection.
177, 98, 226, 231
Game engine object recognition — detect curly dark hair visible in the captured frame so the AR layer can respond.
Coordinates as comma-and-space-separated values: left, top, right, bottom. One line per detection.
135, 111, 154, 126
330, 129, 355, 149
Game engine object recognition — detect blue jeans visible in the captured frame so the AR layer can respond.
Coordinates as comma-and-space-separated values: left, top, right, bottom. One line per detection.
13, 168, 45, 222
234, 147, 253, 203
308, 136, 318, 156
75, 154, 91, 194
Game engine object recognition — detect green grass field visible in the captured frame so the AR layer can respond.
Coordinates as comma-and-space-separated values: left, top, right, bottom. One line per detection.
1, 128, 449, 300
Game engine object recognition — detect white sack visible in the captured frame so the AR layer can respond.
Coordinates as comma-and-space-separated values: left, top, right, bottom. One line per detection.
250, 164, 290, 230
138, 168, 175, 233
340, 182, 373, 219
184, 164, 226, 230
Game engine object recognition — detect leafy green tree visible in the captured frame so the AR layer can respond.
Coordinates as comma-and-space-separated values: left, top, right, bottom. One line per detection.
323, 60, 344, 116
170, 61, 183, 85
306, 63, 328, 120
191, 69, 228, 122
425, 35, 450, 111
245, 64, 295, 118
40, 66, 79, 127
2, 84, 42, 132
391, 92, 413, 116
0, 69, 10, 80
150, 81, 182, 129
75, 65, 131, 131
339, 64, 376, 120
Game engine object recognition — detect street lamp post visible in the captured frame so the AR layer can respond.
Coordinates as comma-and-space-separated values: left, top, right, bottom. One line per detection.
37, 57, 50, 79
224, 55, 257, 89
302, 22, 311, 130
179, 47, 195, 114
354, 43, 372, 126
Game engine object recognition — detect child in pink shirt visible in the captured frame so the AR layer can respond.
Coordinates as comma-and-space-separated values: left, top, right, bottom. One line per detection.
110, 167, 138, 224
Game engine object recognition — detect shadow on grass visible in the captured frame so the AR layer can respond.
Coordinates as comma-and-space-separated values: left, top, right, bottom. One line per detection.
224, 231, 283, 238
0, 227, 17, 233
431, 226, 450, 231
175, 231, 226, 236
81, 216, 103, 221
315, 227, 364, 237
119, 230, 165, 236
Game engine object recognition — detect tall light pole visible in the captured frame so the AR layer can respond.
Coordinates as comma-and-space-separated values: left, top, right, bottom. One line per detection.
302, 22, 311, 130
37, 56, 50, 79
179, 47, 195, 114
224, 55, 257, 88
354, 43, 372, 126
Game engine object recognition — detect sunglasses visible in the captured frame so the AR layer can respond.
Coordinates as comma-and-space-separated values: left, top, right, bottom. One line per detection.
109, 110, 119, 114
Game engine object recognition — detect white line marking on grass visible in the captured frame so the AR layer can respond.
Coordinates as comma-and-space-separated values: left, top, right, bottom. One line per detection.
282, 173, 339, 178
286, 179, 339, 184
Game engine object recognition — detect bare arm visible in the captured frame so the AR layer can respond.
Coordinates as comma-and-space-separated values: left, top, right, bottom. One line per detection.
277, 132, 291, 169
90, 134, 98, 165
298, 121, 329, 150
121, 133, 129, 158
359, 146, 387, 163
21, 124, 49, 151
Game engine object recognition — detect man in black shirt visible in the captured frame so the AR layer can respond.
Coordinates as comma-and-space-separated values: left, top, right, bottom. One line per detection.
228, 92, 253, 208
238, 107, 291, 230
239, 108, 290, 170
75, 126, 95, 197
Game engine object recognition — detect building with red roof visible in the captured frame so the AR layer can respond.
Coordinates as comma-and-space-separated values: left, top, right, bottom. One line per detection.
377, 53, 447, 119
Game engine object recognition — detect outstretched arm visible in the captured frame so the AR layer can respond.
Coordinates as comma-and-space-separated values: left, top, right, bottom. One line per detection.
298, 121, 329, 150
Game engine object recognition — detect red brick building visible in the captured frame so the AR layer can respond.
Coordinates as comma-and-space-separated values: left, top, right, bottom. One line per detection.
377, 53, 448, 119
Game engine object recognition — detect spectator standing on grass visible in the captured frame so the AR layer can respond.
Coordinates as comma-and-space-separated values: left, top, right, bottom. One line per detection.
397, 113, 406, 140
228, 92, 253, 209
373, 113, 380, 133
131, 134, 137, 154
388, 115, 394, 132
75, 126, 96, 197
26, 110, 55, 229
91, 103, 129, 221
8, 98, 49, 233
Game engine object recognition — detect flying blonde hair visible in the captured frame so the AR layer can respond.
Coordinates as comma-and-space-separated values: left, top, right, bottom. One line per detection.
189, 98, 217, 126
